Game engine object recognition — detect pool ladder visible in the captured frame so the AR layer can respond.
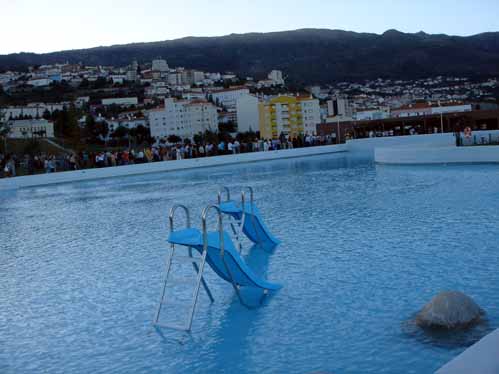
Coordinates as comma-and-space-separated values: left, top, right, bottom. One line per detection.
154, 205, 216, 332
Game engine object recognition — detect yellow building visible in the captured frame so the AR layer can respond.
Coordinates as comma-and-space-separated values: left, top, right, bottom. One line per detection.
258, 95, 320, 140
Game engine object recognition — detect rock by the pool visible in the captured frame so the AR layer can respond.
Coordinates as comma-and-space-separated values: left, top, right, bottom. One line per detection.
416, 291, 484, 329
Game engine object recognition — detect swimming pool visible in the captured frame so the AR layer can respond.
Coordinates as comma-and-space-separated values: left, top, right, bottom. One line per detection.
1, 154, 498, 374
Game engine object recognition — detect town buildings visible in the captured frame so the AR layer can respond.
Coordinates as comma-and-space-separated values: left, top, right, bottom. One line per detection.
1, 59, 498, 145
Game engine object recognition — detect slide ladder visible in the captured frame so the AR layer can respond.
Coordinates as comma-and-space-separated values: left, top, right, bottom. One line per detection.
217, 186, 280, 250
154, 205, 214, 332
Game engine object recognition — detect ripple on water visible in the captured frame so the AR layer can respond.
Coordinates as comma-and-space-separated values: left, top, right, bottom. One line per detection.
1, 155, 499, 374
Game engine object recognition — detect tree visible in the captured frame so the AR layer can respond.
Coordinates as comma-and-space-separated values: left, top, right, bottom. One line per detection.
54, 105, 80, 141
111, 126, 129, 140
193, 133, 203, 145
203, 130, 219, 145
167, 134, 181, 144
42, 109, 51, 120
0, 108, 10, 153
219, 121, 236, 133
84, 115, 108, 144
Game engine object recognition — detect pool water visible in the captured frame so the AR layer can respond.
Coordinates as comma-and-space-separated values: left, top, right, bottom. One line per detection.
1, 154, 499, 374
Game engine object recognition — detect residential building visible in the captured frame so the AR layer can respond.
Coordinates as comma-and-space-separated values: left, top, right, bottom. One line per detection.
101, 97, 138, 107
126, 60, 139, 82
107, 118, 148, 134
391, 102, 472, 118
236, 95, 260, 133
327, 97, 353, 118
168, 71, 183, 86
180, 70, 205, 86
209, 87, 250, 110
110, 75, 126, 84
355, 108, 390, 121
75, 96, 90, 108
2, 103, 67, 120
27, 78, 51, 87
145, 82, 169, 97
7, 119, 55, 139
152, 59, 169, 72
147, 98, 218, 140
268, 70, 285, 86
259, 95, 321, 139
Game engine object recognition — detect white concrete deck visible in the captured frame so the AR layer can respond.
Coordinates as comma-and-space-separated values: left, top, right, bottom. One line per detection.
0, 144, 346, 190
436, 328, 499, 374
375, 145, 499, 165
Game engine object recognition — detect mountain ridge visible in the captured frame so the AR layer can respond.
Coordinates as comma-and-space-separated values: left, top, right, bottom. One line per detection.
1, 28, 499, 83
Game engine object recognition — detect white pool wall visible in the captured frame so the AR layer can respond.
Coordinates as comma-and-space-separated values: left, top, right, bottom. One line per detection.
0, 144, 346, 190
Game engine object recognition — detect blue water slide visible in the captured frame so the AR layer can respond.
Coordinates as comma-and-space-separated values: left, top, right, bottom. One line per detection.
218, 201, 281, 248
168, 228, 281, 291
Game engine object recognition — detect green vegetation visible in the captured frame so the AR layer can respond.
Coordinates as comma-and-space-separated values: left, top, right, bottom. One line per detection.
0, 108, 9, 152
2, 29, 499, 83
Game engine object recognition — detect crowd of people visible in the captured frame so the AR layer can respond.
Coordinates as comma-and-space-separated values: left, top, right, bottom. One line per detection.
0, 134, 336, 178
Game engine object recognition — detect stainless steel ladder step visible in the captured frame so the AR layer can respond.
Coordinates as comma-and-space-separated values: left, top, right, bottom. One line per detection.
168, 277, 198, 285
155, 204, 217, 332
154, 322, 189, 331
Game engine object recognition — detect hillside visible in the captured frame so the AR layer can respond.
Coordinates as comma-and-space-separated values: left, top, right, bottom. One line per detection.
1, 29, 499, 83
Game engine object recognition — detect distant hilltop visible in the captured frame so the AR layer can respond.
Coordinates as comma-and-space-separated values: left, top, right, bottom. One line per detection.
1, 28, 499, 83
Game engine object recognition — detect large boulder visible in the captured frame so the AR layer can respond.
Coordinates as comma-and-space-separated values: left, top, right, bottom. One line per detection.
416, 291, 484, 329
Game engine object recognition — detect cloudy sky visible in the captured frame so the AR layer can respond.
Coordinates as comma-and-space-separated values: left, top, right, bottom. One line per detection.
1, 0, 498, 54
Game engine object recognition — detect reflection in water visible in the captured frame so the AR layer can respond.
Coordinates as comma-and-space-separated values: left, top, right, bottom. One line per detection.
2, 154, 499, 374
206, 244, 277, 373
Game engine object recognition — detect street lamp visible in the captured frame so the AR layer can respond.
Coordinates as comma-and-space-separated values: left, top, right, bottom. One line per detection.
438, 101, 444, 133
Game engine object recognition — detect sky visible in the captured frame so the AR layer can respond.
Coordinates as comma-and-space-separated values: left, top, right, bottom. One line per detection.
1, 0, 499, 54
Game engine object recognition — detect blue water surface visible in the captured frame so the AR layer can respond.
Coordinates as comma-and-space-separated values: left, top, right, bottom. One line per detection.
1, 154, 499, 374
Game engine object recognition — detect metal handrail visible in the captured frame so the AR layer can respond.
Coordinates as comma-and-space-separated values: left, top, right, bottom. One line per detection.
202, 205, 224, 256
241, 186, 255, 205
169, 204, 191, 232
217, 186, 231, 205
241, 186, 262, 246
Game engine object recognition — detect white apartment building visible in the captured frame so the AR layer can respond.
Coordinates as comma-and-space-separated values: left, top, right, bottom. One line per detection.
101, 97, 138, 107
391, 103, 472, 118
327, 97, 353, 118
27, 78, 51, 87
75, 96, 90, 108
108, 118, 148, 134
7, 119, 55, 139
268, 70, 285, 86
152, 59, 169, 72
236, 95, 259, 133
148, 98, 218, 140
110, 75, 126, 84
300, 98, 321, 135
168, 72, 183, 86
355, 108, 390, 121
180, 70, 205, 86
2, 103, 67, 120
209, 87, 250, 110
